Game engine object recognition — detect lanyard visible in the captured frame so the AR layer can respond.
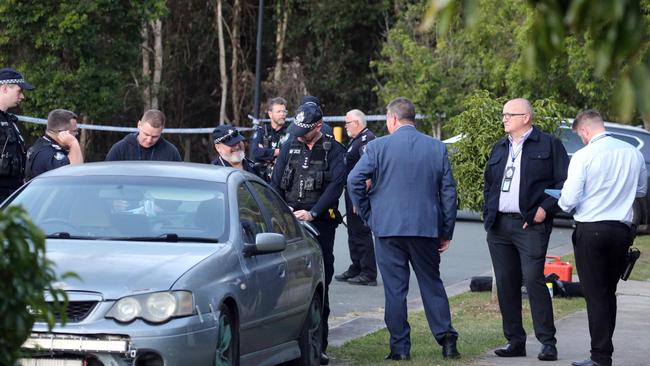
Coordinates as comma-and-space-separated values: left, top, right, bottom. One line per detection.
509, 140, 525, 164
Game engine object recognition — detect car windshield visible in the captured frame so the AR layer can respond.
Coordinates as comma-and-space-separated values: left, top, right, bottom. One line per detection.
9, 176, 228, 242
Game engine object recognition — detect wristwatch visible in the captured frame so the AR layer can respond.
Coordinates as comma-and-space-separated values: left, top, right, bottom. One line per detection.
309, 210, 318, 220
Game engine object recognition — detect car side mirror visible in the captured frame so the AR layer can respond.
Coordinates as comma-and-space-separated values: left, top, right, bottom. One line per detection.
243, 232, 287, 257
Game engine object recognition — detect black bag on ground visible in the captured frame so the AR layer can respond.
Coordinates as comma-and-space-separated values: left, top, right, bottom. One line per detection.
469, 276, 492, 292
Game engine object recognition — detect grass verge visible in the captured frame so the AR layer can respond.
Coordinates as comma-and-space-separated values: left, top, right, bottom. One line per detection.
329, 292, 584, 366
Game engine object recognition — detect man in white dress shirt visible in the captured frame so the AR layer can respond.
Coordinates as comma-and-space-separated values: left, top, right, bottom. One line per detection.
559, 109, 647, 366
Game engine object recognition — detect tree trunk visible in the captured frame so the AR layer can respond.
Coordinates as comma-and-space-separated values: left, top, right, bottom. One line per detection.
141, 22, 151, 111
216, 0, 228, 125
273, 0, 289, 83
643, 116, 650, 132
151, 19, 163, 110
230, 0, 241, 124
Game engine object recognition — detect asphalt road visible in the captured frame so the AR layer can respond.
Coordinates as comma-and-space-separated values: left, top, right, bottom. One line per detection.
328, 218, 574, 321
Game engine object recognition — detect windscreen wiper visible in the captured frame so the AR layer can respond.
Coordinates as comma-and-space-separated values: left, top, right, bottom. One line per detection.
46, 232, 96, 240
113, 233, 219, 243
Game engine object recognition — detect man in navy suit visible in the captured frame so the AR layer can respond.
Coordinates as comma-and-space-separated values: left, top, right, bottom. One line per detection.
347, 97, 460, 361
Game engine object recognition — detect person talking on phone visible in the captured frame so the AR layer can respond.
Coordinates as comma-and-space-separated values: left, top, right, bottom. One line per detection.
25, 109, 83, 180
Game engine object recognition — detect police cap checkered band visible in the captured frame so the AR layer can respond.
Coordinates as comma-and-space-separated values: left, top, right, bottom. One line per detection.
214, 128, 240, 144
0, 79, 27, 85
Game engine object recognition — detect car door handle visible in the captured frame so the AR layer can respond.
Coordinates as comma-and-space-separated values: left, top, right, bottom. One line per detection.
277, 264, 286, 278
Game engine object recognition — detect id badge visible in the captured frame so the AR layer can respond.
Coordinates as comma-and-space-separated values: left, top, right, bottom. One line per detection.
501, 166, 515, 192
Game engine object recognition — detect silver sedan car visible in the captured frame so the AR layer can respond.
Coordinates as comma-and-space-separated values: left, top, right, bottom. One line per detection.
12, 162, 325, 366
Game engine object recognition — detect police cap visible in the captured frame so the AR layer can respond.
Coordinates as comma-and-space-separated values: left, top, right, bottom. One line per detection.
0, 67, 34, 90
212, 124, 245, 146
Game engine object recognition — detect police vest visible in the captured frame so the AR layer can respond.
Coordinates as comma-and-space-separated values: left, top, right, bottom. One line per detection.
0, 112, 25, 180
280, 135, 333, 208
262, 125, 289, 150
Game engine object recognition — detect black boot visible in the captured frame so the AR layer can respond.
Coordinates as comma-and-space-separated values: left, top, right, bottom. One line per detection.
442, 336, 461, 359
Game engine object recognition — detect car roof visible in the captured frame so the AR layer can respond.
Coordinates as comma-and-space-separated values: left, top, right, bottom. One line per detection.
35, 161, 236, 183
562, 119, 650, 135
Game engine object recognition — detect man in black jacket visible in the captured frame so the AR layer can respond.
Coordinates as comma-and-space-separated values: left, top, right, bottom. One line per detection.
105, 109, 181, 162
483, 98, 569, 362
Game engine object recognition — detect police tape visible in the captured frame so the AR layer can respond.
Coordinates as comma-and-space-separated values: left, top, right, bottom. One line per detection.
17, 112, 428, 134
248, 113, 427, 125
16, 115, 254, 134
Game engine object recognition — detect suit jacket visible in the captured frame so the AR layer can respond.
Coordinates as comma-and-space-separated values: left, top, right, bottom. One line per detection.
347, 125, 457, 239
483, 126, 569, 230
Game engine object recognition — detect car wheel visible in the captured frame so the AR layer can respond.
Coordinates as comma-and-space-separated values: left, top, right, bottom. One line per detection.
215, 304, 239, 366
292, 292, 323, 366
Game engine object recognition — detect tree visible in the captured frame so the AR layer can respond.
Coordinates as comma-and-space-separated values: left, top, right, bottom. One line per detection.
422, 0, 650, 124
0, 206, 72, 365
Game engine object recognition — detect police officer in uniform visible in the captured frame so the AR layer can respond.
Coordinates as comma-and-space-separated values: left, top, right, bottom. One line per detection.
0, 68, 33, 201
212, 124, 262, 177
252, 97, 290, 181
271, 100, 346, 365
335, 109, 377, 286
25, 109, 84, 180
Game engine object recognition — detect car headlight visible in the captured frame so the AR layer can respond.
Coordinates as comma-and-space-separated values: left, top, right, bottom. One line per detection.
106, 291, 194, 323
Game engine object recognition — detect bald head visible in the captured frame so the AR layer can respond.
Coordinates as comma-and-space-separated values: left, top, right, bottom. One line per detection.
502, 98, 534, 139
505, 98, 533, 117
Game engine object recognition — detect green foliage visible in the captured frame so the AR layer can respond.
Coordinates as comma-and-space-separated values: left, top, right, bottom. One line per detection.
445, 90, 565, 212
0, 1, 163, 121
0, 206, 72, 364
421, 0, 650, 122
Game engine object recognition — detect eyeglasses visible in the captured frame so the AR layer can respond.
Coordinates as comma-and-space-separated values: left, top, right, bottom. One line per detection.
214, 129, 240, 144
502, 113, 527, 120
344, 120, 358, 125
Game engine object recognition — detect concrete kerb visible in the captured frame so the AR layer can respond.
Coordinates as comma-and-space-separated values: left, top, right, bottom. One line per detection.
328, 242, 576, 348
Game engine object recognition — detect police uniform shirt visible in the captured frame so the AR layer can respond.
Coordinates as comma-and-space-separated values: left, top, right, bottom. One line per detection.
25, 136, 70, 181
344, 127, 376, 175
0, 110, 26, 188
271, 134, 346, 217
251, 124, 290, 162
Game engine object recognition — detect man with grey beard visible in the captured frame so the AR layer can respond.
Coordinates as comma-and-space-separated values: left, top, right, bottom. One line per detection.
211, 124, 261, 177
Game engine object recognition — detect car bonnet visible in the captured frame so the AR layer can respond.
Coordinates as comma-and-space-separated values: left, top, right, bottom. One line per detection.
46, 240, 227, 299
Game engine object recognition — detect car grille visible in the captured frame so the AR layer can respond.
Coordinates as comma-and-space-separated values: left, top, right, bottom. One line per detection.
52, 301, 97, 323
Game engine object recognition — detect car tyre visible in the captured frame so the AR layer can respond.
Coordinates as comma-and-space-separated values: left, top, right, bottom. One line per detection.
215, 304, 239, 366
292, 292, 323, 366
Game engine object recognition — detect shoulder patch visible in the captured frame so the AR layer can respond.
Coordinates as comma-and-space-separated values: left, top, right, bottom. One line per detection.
52, 144, 63, 150
54, 152, 66, 161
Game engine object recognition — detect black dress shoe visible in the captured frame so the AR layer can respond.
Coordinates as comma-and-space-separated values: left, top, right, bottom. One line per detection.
571, 359, 602, 366
320, 352, 329, 365
384, 352, 410, 361
538, 344, 558, 361
441, 337, 461, 359
347, 274, 378, 286
494, 343, 526, 357
334, 269, 358, 282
